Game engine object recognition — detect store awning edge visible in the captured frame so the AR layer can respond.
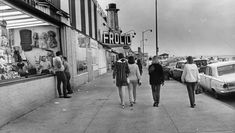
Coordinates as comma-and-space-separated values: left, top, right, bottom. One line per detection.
2, 0, 65, 27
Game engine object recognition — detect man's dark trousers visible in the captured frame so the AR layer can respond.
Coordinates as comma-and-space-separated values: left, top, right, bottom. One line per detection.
186, 82, 196, 106
55, 71, 68, 97
65, 71, 73, 93
151, 84, 161, 104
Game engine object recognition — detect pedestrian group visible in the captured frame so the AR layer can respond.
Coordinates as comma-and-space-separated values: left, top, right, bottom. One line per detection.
51, 51, 200, 109
52, 51, 73, 98
113, 53, 200, 109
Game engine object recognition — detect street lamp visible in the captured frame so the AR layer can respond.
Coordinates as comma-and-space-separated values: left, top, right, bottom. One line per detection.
142, 29, 152, 59
155, 0, 158, 56
123, 30, 136, 35
140, 39, 148, 48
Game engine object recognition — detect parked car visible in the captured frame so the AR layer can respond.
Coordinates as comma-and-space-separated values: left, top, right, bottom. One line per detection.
163, 66, 171, 80
171, 60, 187, 81
194, 59, 208, 73
171, 59, 208, 81
163, 62, 177, 79
199, 61, 235, 98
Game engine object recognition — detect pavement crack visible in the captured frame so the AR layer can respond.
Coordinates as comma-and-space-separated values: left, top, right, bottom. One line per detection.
83, 88, 114, 133
162, 104, 180, 133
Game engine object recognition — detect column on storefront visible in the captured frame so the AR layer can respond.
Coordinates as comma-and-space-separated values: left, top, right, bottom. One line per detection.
90, 38, 99, 78
98, 44, 107, 75
62, 27, 90, 89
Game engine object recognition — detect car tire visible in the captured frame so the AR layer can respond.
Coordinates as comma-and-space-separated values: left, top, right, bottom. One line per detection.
212, 90, 220, 99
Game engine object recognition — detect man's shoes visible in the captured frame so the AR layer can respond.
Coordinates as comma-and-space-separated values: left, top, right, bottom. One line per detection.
59, 95, 63, 98
64, 96, 71, 98
130, 103, 133, 107
191, 104, 196, 108
122, 105, 125, 109
67, 91, 73, 94
153, 102, 158, 107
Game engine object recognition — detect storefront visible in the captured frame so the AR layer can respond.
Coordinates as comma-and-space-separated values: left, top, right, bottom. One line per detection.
63, 26, 110, 88
90, 38, 99, 78
0, 1, 64, 127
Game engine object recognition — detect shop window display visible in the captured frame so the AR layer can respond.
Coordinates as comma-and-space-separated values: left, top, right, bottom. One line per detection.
0, 24, 60, 81
90, 39, 99, 65
77, 33, 88, 74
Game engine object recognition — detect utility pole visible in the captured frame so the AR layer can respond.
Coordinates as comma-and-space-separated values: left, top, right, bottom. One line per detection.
155, 0, 158, 56
142, 32, 144, 55
142, 29, 152, 65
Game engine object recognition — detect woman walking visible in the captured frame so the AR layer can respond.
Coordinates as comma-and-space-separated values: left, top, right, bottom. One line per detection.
148, 56, 164, 107
136, 59, 143, 75
127, 56, 141, 106
181, 56, 200, 108
113, 53, 130, 109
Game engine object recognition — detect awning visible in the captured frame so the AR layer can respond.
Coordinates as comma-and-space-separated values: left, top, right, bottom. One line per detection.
0, 1, 54, 29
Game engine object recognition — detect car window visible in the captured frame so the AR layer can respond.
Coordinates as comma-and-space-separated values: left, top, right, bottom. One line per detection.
176, 62, 185, 69
217, 64, 235, 76
205, 66, 212, 76
194, 60, 207, 67
208, 67, 212, 76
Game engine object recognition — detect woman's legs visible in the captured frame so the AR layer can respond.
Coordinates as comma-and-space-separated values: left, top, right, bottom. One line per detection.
127, 82, 134, 105
132, 80, 138, 103
118, 86, 125, 106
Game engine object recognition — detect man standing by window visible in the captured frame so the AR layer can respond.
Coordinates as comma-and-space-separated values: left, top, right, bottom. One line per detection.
53, 51, 71, 98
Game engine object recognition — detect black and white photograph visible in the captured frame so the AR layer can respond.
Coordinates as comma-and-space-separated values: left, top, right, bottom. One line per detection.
0, 0, 234, 132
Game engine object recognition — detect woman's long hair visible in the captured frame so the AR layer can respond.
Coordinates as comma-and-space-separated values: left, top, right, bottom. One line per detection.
128, 56, 135, 64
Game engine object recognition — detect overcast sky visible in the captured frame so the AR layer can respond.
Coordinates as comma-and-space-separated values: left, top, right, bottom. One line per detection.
97, 0, 235, 57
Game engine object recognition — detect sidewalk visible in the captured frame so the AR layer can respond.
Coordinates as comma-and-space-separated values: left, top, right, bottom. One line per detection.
0, 70, 234, 133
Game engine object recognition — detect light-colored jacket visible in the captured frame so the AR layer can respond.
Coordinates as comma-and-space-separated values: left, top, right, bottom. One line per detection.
128, 64, 141, 81
181, 64, 200, 83
53, 56, 64, 72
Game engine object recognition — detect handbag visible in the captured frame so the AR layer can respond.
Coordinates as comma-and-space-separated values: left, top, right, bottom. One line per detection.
195, 84, 203, 94
127, 77, 130, 84
138, 79, 141, 86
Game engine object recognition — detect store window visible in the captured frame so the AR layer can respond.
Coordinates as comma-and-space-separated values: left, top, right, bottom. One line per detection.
77, 33, 88, 74
0, 24, 60, 81
90, 39, 98, 66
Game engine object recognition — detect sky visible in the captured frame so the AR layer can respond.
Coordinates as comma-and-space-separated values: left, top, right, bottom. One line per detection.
97, 0, 235, 57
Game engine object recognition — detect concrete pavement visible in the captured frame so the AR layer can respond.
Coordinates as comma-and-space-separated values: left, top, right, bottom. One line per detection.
0, 70, 235, 133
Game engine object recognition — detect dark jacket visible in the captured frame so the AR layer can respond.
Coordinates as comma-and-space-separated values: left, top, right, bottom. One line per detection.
148, 63, 164, 85
136, 61, 143, 75
113, 58, 130, 87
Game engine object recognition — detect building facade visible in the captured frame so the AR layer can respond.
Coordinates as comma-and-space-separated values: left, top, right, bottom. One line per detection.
0, 0, 113, 127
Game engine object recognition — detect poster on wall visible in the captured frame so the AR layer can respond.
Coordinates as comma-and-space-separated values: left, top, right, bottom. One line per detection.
12, 25, 60, 70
